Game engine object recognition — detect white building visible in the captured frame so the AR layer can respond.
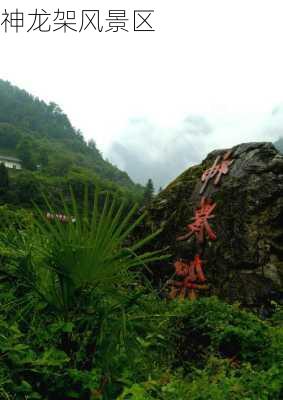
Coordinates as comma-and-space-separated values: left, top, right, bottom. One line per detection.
0, 155, 22, 170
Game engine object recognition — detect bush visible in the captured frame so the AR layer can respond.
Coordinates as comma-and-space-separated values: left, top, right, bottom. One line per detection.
168, 297, 271, 367
0, 196, 282, 398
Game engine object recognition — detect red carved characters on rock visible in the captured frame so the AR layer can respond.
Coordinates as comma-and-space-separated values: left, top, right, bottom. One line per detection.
200, 150, 234, 195
176, 196, 217, 243
171, 149, 233, 301
188, 197, 217, 242
169, 255, 208, 300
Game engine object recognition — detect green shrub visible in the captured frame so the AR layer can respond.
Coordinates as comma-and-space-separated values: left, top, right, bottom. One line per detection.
0, 196, 282, 399
169, 297, 271, 367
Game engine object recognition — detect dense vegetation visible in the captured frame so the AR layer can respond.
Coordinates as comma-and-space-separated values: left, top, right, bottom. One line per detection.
0, 191, 282, 399
0, 80, 282, 398
0, 80, 144, 208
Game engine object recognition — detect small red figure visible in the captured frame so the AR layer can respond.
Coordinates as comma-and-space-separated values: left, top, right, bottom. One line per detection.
200, 150, 233, 194
169, 255, 208, 300
176, 197, 217, 243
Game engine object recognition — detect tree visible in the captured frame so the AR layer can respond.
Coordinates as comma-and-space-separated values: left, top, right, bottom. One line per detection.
0, 79, 144, 201
38, 148, 49, 167
17, 139, 36, 170
0, 163, 9, 190
48, 154, 74, 176
88, 139, 102, 160
0, 123, 21, 149
31, 187, 166, 315
143, 179, 154, 205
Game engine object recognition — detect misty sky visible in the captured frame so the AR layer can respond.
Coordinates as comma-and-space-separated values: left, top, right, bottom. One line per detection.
1, 0, 283, 188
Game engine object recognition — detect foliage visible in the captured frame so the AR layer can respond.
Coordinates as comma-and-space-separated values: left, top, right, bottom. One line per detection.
0, 79, 144, 207
143, 179, 154, 206
169, 297, 271, 367
17, 138, 36, 170
0, 187, 174, 398
117, 299, 283, 400
0, 163, 9, 191
0, 221, 282, 400
0, 84, 281, 398
118, 358, 282, 400
0, 197, 282, 400
26, 187, 168, 315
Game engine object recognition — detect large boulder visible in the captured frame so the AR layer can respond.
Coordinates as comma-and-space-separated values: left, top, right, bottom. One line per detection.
146, 142, 283, 307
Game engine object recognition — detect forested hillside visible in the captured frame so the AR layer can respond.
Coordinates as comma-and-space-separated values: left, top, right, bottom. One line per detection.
0, 80, 143, 207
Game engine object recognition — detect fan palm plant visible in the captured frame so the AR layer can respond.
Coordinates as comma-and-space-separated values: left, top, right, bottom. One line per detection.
31, 187, 168, 315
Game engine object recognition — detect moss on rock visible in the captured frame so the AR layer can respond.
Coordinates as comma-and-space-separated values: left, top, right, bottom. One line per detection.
146, 142, 283, 306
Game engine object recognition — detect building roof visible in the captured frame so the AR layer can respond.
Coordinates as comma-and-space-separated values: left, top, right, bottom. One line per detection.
0, 155, 21, 163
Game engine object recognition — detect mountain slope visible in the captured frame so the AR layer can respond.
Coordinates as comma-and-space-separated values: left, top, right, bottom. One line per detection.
0, 80, 143, 206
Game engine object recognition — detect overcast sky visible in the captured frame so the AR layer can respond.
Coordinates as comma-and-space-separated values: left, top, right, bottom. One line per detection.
1, 0, 283, 188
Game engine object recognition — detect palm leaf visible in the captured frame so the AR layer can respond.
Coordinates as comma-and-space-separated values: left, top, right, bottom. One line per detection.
31, 186, 169, 312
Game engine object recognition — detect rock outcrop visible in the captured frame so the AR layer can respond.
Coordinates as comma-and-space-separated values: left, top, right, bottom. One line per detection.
146, 142, 283, 307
